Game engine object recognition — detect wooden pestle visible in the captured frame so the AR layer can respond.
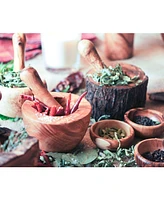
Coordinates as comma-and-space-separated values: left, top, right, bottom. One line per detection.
20, 67, 63, 110
78, 39, 106, 70
12, 33, 26, 72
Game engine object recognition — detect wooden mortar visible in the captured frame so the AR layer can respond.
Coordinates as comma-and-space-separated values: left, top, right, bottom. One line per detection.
78, 39, 148, 121
0, 33, 32, 118
20, 67, 91, 152
104, 33, 134, 60
22, 92, 91, 152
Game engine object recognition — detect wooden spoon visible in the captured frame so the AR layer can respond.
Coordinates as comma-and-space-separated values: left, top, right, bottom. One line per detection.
12, 33, 26, 72
78, 39, 106, 70
20, 67, 63, 110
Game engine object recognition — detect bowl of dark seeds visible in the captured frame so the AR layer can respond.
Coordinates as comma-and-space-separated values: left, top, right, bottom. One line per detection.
124, 108, 164, 138
134, 138, 164, 167
89, 119, 135, 151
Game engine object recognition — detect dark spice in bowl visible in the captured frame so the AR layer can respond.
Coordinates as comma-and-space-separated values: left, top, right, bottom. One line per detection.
133, 116, 160, 126
142, 149, 164, 162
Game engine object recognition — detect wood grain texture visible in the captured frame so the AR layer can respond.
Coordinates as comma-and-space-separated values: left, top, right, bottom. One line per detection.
12, 33, 26, 72
78, 39, 106, 70
104, 33, 134, 60
90, 119, 134, 150
22, 92, 92, 152
86, 62, 148, 121
20, 67, 62, 110
124, 108, 164, 138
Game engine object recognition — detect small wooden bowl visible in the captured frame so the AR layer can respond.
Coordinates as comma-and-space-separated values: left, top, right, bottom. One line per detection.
0, 86, 31, 118
134, 138, 164, 167
89, 119, 134, 150
21, 92, 91, 152
124, 108, 164, 138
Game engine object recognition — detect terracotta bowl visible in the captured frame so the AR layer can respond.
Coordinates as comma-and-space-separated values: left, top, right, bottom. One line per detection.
21, 92, 92, 152
0, 127, 39, 167
89, 119, 134, 150
134, 138, 164, 167
0, 86, 31, 118
124, 108, 164, 138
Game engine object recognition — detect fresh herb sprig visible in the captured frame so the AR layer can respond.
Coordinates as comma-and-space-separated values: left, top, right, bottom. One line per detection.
88, 64, 141, 86
0, 114, 20, 122
0, 60, 14, 74
39, 145, 137, 167
0, 60, 26, 88
93, 146, 137, 167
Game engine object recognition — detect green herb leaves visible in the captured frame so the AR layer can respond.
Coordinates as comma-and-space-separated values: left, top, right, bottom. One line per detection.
88, 64, 141, 86
0, 60, 26, 88
98, 127, 126, 140
0, 114, 20, 122
40, 146, 137, 167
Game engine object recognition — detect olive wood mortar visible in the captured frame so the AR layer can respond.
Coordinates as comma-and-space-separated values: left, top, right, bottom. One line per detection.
90, 119, 134, 151
78, 39, 148, 121
22, 92, 92, 152
0, 127, 39, 167
0, 33, 31, 118
124, 108, 164, 138
134, 138, 164, 167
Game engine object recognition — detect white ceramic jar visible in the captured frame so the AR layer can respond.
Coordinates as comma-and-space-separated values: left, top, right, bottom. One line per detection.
41, 33, 81, 72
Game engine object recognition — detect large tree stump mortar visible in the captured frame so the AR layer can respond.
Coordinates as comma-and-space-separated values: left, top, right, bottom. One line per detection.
78, 39, 148, 121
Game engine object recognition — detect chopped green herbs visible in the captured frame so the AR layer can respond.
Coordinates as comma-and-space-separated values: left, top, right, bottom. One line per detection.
0, 60, 26, 88
98, 127, 126, 140
88, 63, 142, 86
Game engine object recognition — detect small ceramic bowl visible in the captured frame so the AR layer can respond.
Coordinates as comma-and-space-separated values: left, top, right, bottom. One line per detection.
134, 138, 164, 167
22, 92, 91, 152
124, 108, 164, 138
89, 119, 134, 150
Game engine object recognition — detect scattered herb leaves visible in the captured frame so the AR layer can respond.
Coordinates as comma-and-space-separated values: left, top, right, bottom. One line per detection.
40, 146, 137, 167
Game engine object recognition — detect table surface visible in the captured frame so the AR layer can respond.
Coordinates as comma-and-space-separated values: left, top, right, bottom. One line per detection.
1, 33, 163, 166
25, 33, 164, 155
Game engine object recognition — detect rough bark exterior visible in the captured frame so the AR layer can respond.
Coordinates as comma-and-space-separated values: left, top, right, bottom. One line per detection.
86, 78, 148, 121
85, 63, 148, 121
